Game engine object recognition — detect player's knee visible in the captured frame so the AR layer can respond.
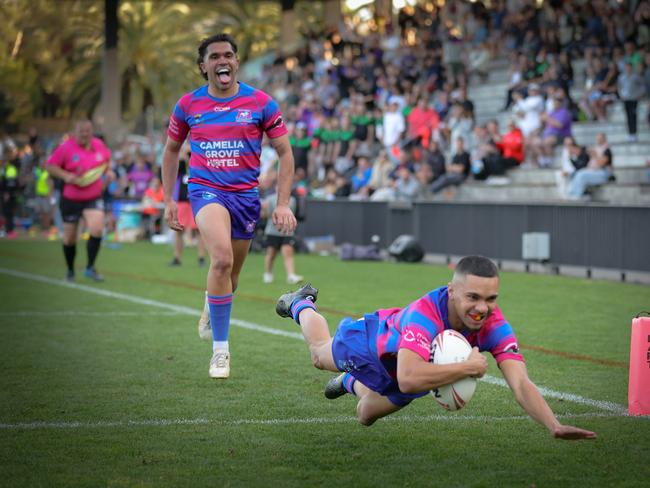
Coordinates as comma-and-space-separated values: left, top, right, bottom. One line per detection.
209, 254, 233, 274
356, 404, 377, 427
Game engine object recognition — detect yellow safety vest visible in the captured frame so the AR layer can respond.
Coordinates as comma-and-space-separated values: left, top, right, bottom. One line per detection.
35, 168, 50, 196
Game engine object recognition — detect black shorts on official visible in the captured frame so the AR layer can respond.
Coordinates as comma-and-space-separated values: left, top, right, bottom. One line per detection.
265, 234, 295, 250
60, 197, 105, 223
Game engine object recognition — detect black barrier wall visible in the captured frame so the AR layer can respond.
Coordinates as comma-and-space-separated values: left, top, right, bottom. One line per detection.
298, 200, 650, 272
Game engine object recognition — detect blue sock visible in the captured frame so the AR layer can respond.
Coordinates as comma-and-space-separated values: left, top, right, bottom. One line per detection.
208, 294, 233, 345
290, 299, 316, 326
342, 373, 357, 396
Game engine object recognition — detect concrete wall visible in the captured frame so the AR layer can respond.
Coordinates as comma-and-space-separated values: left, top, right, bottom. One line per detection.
298, 200, 650, 273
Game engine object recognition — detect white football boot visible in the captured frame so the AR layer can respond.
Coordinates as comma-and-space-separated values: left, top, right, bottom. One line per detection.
197, 291, 211, 341
209, 350, 230, 379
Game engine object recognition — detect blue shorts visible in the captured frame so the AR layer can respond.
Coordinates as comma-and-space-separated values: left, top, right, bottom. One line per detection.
188, 184, 260, 240
331, 314, 427, 407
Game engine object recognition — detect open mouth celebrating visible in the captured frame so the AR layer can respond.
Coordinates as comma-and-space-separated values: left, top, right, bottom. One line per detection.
216, 68, 232, 84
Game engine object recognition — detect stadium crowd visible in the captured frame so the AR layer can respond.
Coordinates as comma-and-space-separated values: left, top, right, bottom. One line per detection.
2, 0, 650, 238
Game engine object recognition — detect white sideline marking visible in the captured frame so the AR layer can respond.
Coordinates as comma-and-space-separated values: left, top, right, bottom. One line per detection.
0, 411, 638, 431
0, 267, 629, 419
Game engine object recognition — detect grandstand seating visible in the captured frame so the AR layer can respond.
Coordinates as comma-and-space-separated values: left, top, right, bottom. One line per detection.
466, 58, 650, 206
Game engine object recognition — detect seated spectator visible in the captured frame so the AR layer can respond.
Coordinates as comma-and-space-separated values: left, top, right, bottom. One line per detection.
367, 150, 395, 201
567, 132, 613, 200
406, 96, 439, 147
492, 119, 525, 168
350, 156, 372, 196
392, 164, 421, 202
422, 139, 446, 183
529, 94, 572, 167
470, 124, 507, 181
430, 137, 471, 194
555, 136, 589, 196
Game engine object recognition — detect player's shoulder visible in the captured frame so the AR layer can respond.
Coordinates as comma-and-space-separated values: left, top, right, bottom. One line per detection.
178, 85, 209, 105
240, 82, 274, 105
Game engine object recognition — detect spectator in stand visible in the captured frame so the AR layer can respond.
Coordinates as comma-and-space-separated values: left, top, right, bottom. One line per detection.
591, 60, 619, 122
334, 116, 357, 176
430, 137, 471, 194
645, 51, 650, 126
392, 164, 421, 202
445, 103, 474, 156
567, 132, 613, 201
555, 136, 589, 197
377, 97, 405, 157
422, 139, 446, 184
617, 62, 646, 143
529, 94, 572, 167
290, 122, 313, 178
406, 96, 439, 147
492, 119, 524, 169
513, 83, 544, 139
367, 150, 395, 201
349, 156, 373, 194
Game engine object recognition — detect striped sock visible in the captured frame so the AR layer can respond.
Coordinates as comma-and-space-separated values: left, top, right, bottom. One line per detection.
342, 373, 357, 396
208, 294, 233, 349
290, 299, 317, 326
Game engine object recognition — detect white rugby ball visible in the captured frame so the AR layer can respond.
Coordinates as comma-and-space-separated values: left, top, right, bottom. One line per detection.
430, 329, 477, 411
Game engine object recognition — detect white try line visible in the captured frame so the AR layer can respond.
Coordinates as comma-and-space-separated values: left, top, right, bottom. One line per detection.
0, 267, 630, 418
0, 411, 634, 431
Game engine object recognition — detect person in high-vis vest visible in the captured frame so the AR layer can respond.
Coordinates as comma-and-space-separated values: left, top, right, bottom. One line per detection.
33, 160, 56, 238
0, 155, 20, 239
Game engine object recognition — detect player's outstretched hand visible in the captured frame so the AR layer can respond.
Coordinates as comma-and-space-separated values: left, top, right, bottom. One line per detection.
552, 424, 597, 440
164, 201, 184, 232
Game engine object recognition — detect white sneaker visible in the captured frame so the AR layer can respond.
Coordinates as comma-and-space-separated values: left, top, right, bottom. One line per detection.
287, 273, 304, 284
209, 350, 230, 379
263, 272, 274, 284
197, 292, 211, 341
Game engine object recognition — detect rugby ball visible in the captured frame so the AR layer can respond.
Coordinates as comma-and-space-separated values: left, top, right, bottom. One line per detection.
430, 329, 477, 411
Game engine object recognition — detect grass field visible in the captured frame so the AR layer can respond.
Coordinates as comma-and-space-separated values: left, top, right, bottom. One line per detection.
0, 238, 649, 487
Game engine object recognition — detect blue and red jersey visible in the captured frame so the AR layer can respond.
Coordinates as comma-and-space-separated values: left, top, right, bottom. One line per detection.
167, 82, 287, 193
372, 286, 524, 379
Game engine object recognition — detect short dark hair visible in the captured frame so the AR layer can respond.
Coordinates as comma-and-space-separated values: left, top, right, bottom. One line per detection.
454, 255, 499, 279
197, 34, 238, 80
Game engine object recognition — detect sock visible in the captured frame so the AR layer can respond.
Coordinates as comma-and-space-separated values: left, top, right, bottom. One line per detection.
290, 299, 317, 326
342, 373, 357, 396
63, 244, 76, 272
86, 236, 102, 269
208, 293, 233, 349
213, 340, 229, 354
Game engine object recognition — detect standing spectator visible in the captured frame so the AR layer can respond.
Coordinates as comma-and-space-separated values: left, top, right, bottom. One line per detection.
141, 176, 164, 239
33, 158, 56, 238
567, 133, 613, 200
261, 180, 303, 285
617, 62, 646, 142
430, 137, 471, 193
377, 97, 405, 156
128, 156, 153, 199
513, 83, 544, 138
46, 119, 112, 281
290, 122, 312, 177
0, 150, 20, 239
406, 96, 439, 146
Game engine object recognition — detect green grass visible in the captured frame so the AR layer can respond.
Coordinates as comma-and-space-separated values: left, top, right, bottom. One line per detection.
0, 239, 649, 487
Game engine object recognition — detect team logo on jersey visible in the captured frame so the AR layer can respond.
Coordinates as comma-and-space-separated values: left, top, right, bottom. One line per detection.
235, 109, 252, 123
245, 221, 256, 233
502, 342, 519, 354
193, 113, 203, 125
